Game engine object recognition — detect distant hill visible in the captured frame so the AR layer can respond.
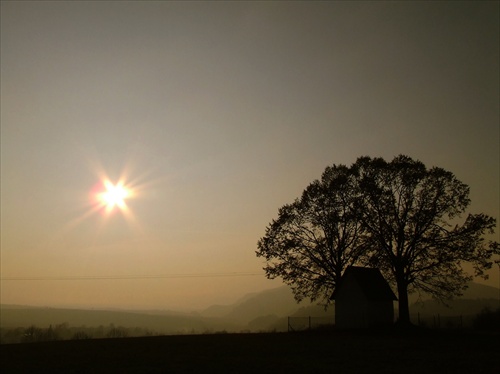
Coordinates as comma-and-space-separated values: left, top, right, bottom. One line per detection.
408, 281, 499, 302
408, 281, 499, 318
0, 286, 320, 335
199, 286, 334, 332
1, 282, 497, 335
223, 286, 305, 322
409, 298, 499, 317
199, 285, 334, 321
209, 281, 499, 331
0, 305, 246, 335
461, 282, 499, 300
198, 286, 300, 322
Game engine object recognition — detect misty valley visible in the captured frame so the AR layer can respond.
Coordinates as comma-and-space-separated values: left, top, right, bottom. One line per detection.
1, 284, 499, 373
2, 283, 499, 344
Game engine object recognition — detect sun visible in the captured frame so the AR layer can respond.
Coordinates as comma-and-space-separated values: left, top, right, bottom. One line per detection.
62, 163, 147, 233
97, 180, 131, 213
101, 181, 128, 208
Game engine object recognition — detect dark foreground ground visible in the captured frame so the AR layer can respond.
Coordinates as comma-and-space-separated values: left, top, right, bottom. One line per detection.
1, 329, 499, 373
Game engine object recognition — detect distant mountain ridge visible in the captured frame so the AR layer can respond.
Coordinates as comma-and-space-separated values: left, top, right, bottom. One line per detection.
1, 282, 498, 334
199, 286, 310, 322
459, 282, 499, 299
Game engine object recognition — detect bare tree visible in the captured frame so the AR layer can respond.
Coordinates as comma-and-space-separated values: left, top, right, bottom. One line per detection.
256, 165, 366, 306
257, 155, 499, 325
355, 155, 499, 325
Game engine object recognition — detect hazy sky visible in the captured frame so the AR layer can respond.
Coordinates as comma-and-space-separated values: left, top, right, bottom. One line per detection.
1, 1, 499, 311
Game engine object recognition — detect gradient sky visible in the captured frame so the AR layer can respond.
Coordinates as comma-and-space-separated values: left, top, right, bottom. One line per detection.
1, 1, 499, 311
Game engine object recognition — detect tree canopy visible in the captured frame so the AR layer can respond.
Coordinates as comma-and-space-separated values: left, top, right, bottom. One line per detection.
256, 155, 499, 324
256, 165, 365, 305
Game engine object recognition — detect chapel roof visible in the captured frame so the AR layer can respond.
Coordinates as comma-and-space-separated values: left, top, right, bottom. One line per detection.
331, 266, 398, 301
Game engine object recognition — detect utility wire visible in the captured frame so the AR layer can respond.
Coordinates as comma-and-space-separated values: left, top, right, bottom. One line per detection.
0, 272, 264, 281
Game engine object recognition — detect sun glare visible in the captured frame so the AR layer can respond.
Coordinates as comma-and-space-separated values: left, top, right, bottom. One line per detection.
95, 180, 133, 214
101, 181, 129, 209
62, 163, 147, 234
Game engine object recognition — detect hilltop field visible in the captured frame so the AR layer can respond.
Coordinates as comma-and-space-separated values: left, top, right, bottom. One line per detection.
1, 329, 499, 374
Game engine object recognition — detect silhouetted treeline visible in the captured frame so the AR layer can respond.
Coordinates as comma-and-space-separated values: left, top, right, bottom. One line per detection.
1, 323, 237, 344
0, 323, 157, 344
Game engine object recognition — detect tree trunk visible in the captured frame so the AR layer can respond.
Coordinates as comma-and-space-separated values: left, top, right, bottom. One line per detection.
397, 280, 411, 326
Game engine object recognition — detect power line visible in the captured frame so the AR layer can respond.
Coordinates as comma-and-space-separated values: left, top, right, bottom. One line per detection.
0, 272, 264, 281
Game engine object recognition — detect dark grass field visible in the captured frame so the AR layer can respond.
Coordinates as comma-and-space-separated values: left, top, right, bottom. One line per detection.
1, 329, 499, 373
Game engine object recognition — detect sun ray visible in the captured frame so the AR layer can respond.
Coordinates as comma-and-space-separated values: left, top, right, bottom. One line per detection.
57, 153, 167, 241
